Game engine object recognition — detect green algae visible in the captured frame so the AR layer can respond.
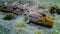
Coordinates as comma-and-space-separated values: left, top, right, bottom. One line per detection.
52, 30, 59, 34
34, 31, 41, 34
3, 13, 15, 20
16, 23, 27, 28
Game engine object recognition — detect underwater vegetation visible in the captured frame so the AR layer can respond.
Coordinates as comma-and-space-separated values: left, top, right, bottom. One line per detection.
34, 31, 41, 34
3, 13, 15, 20
16, 23, 27, 28
49, 5, 60, 15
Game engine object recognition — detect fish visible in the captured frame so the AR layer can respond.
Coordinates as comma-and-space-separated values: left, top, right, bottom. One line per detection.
0, 2, 25, 15
0, 2, 54, 28
24, 5, 54, 28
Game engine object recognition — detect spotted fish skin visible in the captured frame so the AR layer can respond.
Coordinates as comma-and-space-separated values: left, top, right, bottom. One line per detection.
24, 5, 54, 28
0, 2, 54, 28
0, 2, 25, 15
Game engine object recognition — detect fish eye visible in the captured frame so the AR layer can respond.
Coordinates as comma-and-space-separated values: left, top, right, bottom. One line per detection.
24, 13, 26, 15
4, 6, 7, 9
13, 8, 16, 10
20, 9, 23, 11
42, 13, 46, 17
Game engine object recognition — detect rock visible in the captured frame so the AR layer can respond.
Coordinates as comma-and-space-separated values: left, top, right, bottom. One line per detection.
3, 13, 15, 20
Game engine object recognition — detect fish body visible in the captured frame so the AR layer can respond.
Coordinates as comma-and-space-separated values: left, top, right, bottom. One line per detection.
0, 2, 54, 28
24, 6, 54, 28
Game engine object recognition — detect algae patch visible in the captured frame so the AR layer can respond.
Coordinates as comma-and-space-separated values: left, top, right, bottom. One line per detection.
15, 23, 28, 28
3, 13, 15, 20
